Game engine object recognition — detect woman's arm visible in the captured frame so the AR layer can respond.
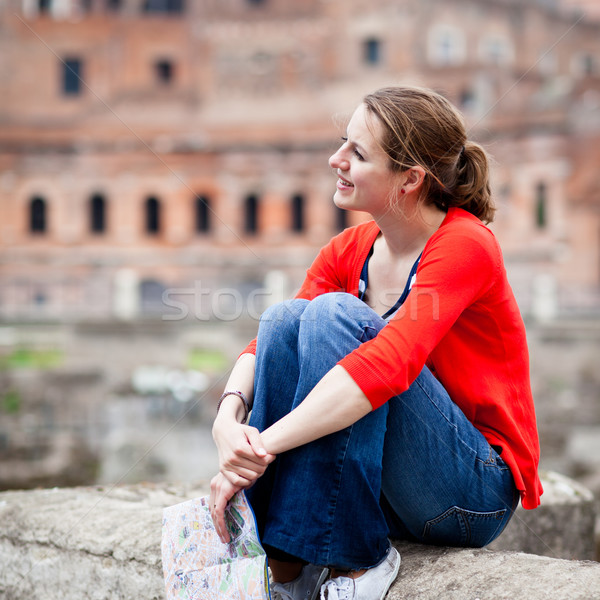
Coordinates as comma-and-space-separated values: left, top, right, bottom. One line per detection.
212, 353, 275, 486
210, 362, 370, 543
260, 364, 373, 454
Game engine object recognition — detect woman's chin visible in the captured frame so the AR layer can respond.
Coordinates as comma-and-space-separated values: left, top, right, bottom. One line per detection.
333, 194, 355, 211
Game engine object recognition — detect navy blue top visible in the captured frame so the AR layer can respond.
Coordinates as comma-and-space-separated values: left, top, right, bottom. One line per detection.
358, 245, 422, 320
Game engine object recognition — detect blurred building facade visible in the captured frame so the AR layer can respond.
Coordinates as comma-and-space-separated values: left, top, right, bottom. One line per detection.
1, 0, 600, 322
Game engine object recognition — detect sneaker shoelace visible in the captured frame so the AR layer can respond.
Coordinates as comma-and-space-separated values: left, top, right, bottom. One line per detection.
271, 582, 296, 600
320, 577, 355, 600
271, 583, 294, 600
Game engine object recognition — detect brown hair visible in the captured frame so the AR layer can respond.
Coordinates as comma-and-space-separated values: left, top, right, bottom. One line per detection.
363, 86, 495, 223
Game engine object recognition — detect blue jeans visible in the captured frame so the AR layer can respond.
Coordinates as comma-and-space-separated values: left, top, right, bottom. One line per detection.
246, 293, 518, 570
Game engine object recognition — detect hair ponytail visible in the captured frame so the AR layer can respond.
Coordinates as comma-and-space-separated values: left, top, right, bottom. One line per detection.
363, 86, 496, 224
452, 141, 495, 223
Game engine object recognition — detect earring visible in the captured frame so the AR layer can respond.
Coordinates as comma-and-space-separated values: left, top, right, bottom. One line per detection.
400, 188, 406, 194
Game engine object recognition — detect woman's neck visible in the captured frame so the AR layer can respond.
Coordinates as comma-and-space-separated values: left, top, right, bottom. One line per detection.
373, 202, 447, 258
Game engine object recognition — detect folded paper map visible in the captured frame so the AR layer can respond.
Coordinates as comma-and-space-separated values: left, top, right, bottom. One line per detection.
162, 491, 271, 600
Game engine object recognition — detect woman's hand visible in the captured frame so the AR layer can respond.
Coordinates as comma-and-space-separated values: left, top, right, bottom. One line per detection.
212, 417, 275, 488
209, 472, 241, 543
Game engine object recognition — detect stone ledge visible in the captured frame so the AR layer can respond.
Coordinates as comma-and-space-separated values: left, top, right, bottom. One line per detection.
0, 474, 598, 599
488, 470, 597, 560
387, 543, 600, 600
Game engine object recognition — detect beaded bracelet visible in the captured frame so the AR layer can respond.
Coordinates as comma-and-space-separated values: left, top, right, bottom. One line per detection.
217, 390, 251, 424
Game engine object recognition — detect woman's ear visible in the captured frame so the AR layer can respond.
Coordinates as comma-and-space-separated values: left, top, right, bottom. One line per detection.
402, 166, 426, 194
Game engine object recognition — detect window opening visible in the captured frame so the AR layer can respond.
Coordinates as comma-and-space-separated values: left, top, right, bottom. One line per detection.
364, 38, 381, 65
145, 197, 161, 234
143, 0, 184, 13
90, 194, 106, 233
63, 58, 82, 95
245, 194, 259, 235
38, 0, 52, 14
291, 194, 305, 233
30, 197, 47, 233
535, 182, 547, 229
195, 195, 211, 233
155, 59, 174, 84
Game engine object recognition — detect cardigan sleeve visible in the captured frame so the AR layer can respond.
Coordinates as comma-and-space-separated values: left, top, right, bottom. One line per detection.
338, 224, 502, 409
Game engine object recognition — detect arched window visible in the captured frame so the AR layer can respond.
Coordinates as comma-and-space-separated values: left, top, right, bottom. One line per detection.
244, 194, 259, 235
145, 197, 161, 234
478, 35, 514, 67
535, 182, 547, 229
90, 194, 106, 233
30, 197, 47, 234
335, 206, 347, 232
427, 25, 466, 67
291, 194, 305, 233
195, 195, 211, 233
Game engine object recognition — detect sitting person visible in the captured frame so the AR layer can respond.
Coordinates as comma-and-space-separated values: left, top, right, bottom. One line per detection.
210, 86, 542, 600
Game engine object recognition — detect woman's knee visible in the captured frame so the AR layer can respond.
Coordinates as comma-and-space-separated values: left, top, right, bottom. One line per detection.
260, 298, 308, 324
257, 299, 309, 344
300, 292, 366, 323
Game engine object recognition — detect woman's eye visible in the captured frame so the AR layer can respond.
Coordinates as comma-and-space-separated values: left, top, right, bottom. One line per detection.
340, 137, 364, 161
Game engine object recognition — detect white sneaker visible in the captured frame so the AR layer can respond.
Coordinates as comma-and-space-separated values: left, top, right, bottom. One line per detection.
319, 546, 401, 600
271, 563, 330, 600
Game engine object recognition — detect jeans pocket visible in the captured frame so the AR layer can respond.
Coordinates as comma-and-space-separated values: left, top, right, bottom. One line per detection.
423, 506, 507, 547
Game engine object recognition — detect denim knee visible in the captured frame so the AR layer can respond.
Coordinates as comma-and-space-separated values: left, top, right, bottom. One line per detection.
300, 292, 365, 324
260, 298, 309, 324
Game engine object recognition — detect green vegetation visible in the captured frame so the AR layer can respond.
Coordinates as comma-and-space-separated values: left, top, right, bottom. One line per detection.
2, 389, 21, 413
0, 348, 63, 370
187, 348, 229, 373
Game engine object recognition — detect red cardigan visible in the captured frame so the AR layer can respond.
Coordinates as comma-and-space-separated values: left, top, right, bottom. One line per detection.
243, 207, 542, 509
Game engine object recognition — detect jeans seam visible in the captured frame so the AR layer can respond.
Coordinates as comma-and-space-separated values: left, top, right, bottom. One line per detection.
322, 425, 354, 566
412, 376, 479, 456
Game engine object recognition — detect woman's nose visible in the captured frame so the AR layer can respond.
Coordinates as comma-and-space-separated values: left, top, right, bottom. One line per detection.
329, 148, 349, 171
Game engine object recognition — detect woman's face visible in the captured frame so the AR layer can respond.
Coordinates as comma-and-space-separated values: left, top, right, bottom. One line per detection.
329, 103, 403, 217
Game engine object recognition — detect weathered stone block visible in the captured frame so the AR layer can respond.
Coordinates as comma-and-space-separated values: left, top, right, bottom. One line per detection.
488, 470, 597, 560
0, 473, 598, 600
387, 542, 600, 600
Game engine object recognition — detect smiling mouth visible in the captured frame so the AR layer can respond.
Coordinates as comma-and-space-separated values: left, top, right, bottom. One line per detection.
337, 177, 354, 188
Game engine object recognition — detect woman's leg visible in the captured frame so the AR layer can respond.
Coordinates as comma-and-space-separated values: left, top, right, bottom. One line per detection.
245, 297, 310, 538
380, 366, 518, 547
247, 293, 391, 570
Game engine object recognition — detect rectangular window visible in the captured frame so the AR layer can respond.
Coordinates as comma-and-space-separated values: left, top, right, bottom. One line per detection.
364, 38, 381, 65
195, 196, 211, 233
245, 194, 259, 235
63, 58, 82, 96
291, 194, 305, 233
143, 0, 184, 13
535, 183, 547, 230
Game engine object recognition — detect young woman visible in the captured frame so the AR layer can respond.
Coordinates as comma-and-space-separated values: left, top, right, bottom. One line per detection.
210, 86, 542, 600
